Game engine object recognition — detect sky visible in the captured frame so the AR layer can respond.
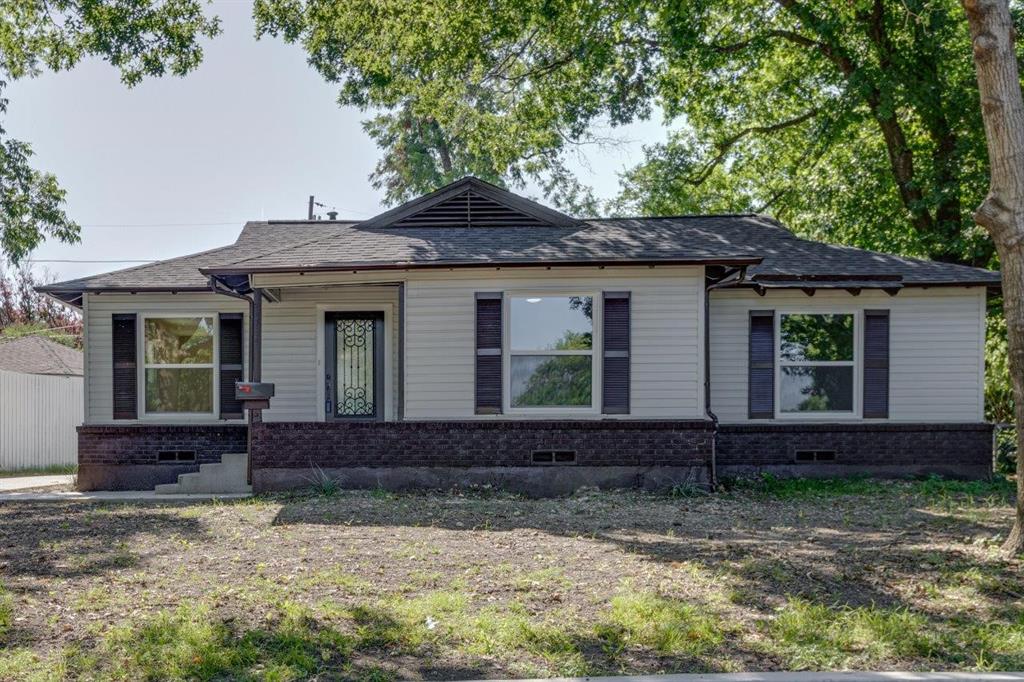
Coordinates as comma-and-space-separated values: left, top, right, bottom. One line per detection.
4, 0, 665, 285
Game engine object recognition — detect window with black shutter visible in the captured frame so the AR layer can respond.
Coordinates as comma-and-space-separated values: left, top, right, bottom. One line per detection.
602, 291, 630, 414
748, 310, 775, 419
219, 313, 244, 419
475, 293, 503, 414
111, 313, 138, 419
863, 310, 890, 418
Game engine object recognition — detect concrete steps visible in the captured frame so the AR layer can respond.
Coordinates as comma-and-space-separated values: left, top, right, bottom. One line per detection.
154, 452, 252, 494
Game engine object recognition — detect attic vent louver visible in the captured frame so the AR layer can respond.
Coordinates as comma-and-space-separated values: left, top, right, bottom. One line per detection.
392, 190, 551, 228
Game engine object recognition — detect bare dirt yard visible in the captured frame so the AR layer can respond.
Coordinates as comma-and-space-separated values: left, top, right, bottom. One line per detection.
0, 476, 1021, 681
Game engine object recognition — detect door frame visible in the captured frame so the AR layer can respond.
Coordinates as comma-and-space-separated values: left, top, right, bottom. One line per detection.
316, 303, 393, 422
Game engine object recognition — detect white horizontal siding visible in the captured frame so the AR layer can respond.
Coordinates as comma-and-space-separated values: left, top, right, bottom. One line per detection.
261, 285, 399, 422
709, 287, 987, 423
0, 370, 82, 469
403, 266, 705, 420
83, 293, 248, 424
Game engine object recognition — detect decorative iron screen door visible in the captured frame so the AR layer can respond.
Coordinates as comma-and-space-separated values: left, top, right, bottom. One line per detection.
325, 312, 385, 420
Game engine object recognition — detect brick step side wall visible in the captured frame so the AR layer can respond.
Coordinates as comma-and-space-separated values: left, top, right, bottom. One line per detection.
77, 425, 248, 490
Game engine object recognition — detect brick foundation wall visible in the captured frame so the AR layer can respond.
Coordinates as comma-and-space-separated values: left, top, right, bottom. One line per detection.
717, 423, 993, 475
75, 420, 993, 490
250, 420, 715, 469
78, 424, 248, 466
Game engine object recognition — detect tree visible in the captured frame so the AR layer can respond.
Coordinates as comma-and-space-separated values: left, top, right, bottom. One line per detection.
0, 0, 221, 264
253, 0, 1004, 266
962, 0, 1024, 554
0, 268, 81, 347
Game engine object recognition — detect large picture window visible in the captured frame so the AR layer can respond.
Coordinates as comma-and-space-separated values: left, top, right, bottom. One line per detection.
778, 313, 855, 414
143, 316, 215, 414
509, 296, 594, 408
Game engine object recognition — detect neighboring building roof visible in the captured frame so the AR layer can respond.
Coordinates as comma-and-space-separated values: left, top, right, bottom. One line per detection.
0, 336, 83, 376
38, 177, 1000, 306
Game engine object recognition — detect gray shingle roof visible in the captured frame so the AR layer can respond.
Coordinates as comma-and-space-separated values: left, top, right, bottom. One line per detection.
0, 336, 83, 376
196, 214, 999, 287
37, 179, 999, 302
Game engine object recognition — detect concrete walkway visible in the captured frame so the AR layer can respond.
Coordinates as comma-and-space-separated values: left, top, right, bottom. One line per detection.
466, 674, 1024, 682
0, 474, 74, 491
0, 489, 251, 502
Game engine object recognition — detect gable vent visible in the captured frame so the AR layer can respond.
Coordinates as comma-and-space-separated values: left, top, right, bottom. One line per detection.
392, 190, 551, 228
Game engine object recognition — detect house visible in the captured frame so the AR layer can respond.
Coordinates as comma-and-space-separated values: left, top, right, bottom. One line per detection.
38, 178, 1000, 493
0, 335, 83, 471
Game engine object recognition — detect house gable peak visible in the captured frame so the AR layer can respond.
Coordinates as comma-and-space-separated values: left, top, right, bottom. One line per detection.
358, 176, 582, 229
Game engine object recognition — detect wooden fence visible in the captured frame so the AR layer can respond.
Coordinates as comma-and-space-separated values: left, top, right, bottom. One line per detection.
0, 369, 82, 470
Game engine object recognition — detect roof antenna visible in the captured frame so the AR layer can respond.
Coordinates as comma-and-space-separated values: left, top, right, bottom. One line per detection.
308, 195, 315, 220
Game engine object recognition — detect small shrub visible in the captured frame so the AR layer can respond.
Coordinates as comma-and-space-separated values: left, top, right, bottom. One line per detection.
668, 481, 709, 498
304, 465, 341, 497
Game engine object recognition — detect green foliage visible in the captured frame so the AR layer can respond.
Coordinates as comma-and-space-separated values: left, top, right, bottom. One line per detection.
729, 473, 887, 499
0, 463, 76, 477
512, 354, 592, 407
780, 314, 854, 362
0, 268, 81, 347
0, 584, 11, 641
254, 0, 999, 272
0, 0, 221, 264
987, 306, 1015, 423
728, 473, 1015, 502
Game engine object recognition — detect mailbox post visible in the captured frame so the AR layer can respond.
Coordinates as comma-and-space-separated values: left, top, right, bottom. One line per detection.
236, 382, 274, 486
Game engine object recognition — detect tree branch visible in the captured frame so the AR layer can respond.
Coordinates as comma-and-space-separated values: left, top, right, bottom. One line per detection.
688, 108, 818, 185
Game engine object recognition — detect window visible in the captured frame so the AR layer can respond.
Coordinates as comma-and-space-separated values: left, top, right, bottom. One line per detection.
143, 316, 215, 414
778, 313, 855, 414
509, 296, 594, 408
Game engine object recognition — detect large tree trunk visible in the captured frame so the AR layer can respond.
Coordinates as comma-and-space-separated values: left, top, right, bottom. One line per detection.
962, 0, 1024, 555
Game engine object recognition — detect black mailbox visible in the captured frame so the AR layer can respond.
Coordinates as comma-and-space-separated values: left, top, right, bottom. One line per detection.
235, 382, 275, 410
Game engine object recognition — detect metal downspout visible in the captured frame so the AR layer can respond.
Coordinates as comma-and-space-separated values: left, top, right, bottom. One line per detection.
208, 276, 261, 486
704, 266, 747, 489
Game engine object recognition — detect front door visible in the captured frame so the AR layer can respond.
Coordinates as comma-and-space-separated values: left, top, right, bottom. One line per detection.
325, 312, 385, 420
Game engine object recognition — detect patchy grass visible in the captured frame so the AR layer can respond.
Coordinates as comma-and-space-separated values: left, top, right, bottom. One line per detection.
0, 464, 76, 478
765, 598, 1024, 671
727, 473, 1015, 503
0, 480, 1020, 679
0, 584, 12, 639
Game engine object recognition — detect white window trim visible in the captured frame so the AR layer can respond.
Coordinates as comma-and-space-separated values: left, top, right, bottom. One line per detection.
774, 310, 861, 420
138, 313, 219, 420
503, 291, 602, 415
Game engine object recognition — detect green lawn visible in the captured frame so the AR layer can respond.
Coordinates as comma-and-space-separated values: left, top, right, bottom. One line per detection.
0, 477, 1020, 680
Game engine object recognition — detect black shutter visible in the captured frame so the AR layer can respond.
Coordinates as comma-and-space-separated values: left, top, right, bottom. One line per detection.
863, 310, 890, 418
219, 313, 244, 419
475, 293, 503, 414
748, 310, 775, 419
602, 291, 630, 414
112, 314, 137, 420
